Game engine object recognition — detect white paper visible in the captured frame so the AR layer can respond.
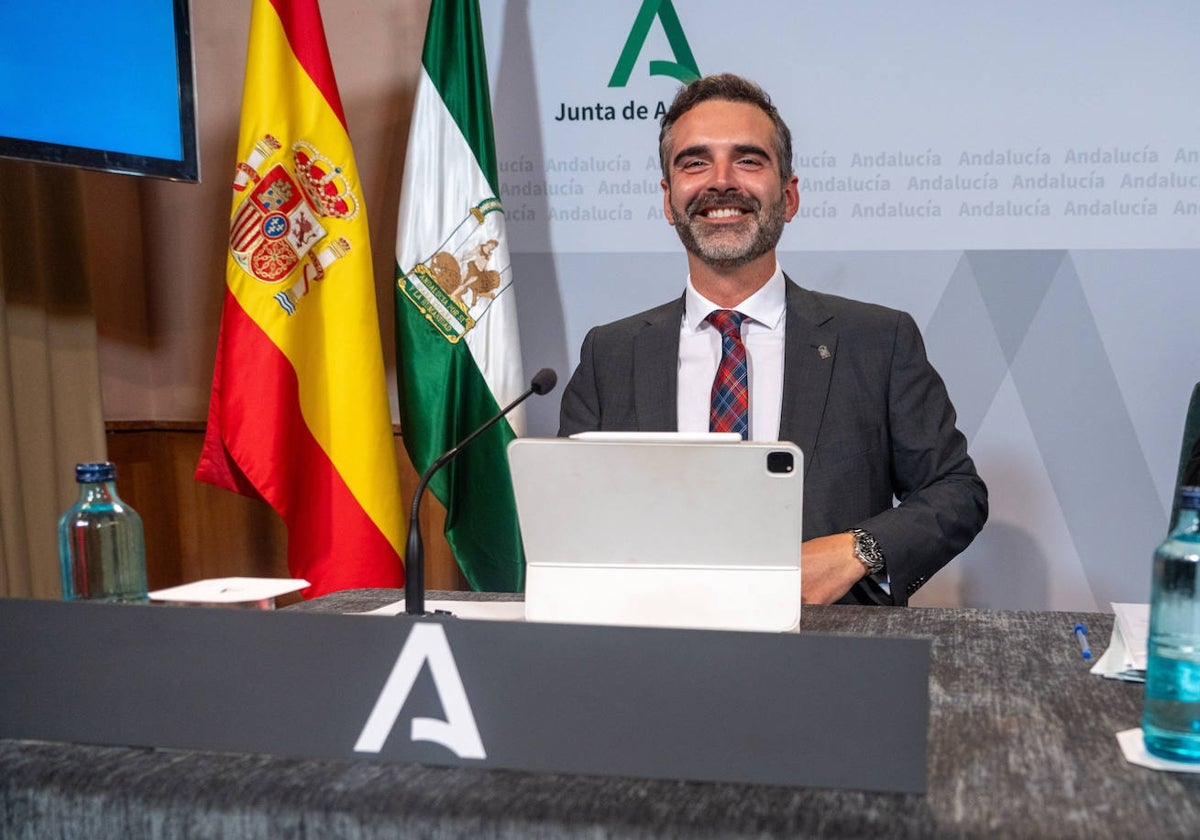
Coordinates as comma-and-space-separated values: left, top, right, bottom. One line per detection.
569, 431, 741, 443
149, 577, 310, 604
1090, 623, 1144, 682
1112, 602, 1149, 671
1117, 728, 1200, 773
356, 599, 526, 621
1090, 603, 1148, 682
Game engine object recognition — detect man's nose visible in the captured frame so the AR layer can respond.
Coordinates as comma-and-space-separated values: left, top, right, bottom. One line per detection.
708, 159, 739, 190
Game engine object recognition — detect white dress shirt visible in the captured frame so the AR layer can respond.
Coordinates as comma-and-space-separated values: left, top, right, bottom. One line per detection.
677, 265, 786, 441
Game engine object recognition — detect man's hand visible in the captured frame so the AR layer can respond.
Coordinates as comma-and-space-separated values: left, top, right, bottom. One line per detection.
800, 532, 866, 604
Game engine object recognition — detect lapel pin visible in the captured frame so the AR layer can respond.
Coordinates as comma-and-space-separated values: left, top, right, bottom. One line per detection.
817, 345, 831, 360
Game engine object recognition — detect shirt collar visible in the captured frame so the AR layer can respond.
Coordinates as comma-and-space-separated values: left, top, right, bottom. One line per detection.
683, 263, 786, 333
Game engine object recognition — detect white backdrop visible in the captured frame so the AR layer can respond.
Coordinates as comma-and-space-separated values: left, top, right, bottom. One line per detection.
477, 0, 1200, 611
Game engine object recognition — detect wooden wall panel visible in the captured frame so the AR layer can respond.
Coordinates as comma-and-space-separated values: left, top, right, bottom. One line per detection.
105, 427, 465, 606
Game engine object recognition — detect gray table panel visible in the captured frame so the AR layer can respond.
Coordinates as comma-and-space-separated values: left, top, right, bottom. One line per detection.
3, 591, 1197, 839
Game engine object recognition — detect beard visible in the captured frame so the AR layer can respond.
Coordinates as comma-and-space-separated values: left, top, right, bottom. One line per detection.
668, 190, 787, 270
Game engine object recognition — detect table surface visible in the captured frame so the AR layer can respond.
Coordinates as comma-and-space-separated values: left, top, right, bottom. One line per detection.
3, 591, 1198, 839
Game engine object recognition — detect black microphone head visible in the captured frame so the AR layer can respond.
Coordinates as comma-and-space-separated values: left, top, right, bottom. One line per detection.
530, 367, 558, 395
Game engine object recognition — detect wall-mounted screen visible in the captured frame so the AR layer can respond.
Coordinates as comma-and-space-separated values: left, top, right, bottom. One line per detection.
0, 0, 199, 182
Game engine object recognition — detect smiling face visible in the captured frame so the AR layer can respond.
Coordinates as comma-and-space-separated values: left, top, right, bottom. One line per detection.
661, 98, 799, 273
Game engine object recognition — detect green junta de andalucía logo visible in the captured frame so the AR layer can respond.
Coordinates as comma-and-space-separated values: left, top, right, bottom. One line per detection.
609, 0, 701, 87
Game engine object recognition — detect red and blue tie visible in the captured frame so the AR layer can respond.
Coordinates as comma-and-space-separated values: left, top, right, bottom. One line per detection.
706, 309, 749, 440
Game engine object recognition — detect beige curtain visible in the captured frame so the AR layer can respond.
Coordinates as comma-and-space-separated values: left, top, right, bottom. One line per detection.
0, 160, 108, 599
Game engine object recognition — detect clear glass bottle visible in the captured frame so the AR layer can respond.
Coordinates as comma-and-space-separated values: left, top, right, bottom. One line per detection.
57, 461, 148, 603
1143, 485, 1200, 761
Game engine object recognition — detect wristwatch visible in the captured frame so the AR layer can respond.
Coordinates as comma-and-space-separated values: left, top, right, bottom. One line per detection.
849, 528, 886, 576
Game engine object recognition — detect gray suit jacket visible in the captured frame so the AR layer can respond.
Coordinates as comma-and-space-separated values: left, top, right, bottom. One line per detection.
558, 277, 988, 605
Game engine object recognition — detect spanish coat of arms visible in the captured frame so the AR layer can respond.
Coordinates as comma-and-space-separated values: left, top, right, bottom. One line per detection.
229, 135, 359, 315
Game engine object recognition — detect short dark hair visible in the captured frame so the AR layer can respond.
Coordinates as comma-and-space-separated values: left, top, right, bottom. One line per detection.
658, 73, 794, 183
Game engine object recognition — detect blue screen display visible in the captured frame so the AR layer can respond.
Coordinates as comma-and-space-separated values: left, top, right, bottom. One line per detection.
0, 0, 198, 181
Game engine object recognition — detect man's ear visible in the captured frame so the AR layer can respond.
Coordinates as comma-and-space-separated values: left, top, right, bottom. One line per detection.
783, 174, 800, 222
662, 179, 675, 226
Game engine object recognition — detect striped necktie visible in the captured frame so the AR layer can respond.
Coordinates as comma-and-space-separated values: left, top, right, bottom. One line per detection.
706, 309, 749, 440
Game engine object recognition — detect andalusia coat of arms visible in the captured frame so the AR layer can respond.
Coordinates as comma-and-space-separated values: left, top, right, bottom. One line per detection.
398, 198, 511, 342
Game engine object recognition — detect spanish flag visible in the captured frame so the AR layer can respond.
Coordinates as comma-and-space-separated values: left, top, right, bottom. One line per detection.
196, 0, 404, 596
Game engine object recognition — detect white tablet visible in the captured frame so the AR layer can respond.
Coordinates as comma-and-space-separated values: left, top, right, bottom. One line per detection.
508, 437, 803, 632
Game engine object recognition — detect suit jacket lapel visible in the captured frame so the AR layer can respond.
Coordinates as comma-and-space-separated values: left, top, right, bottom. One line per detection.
633, 297, 683, 431
779, 277, 836, 459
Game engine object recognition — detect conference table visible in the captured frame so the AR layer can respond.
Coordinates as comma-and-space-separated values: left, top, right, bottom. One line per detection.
3, 590, 1199, 838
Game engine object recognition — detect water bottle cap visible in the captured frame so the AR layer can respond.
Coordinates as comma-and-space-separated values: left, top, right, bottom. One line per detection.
75, 461, 117, 483
1179, 486, 1200, 510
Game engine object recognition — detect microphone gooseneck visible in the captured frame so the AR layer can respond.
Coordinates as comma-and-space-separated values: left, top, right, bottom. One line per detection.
404, 368, 558, 615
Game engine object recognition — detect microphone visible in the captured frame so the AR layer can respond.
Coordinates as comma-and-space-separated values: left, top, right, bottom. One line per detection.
404, 368, 558, 615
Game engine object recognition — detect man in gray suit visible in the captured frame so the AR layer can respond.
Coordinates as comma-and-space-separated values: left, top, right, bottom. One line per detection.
558, 74, 987, 606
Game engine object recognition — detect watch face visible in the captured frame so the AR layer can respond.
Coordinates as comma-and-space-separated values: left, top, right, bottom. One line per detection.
852, 530, 884, 574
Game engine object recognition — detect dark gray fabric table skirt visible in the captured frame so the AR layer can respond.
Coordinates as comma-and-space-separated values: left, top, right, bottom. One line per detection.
3, 591, 1198, 838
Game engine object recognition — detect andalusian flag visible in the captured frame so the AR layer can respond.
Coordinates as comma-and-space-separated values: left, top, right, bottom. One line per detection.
394, 0, 526, 592
196, 0, 405, 597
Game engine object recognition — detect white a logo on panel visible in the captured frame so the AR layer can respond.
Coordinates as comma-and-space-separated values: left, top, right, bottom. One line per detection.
354, 623, 486, 759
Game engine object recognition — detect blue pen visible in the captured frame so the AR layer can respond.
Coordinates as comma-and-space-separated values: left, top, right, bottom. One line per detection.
1074, 623, 1091, 660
